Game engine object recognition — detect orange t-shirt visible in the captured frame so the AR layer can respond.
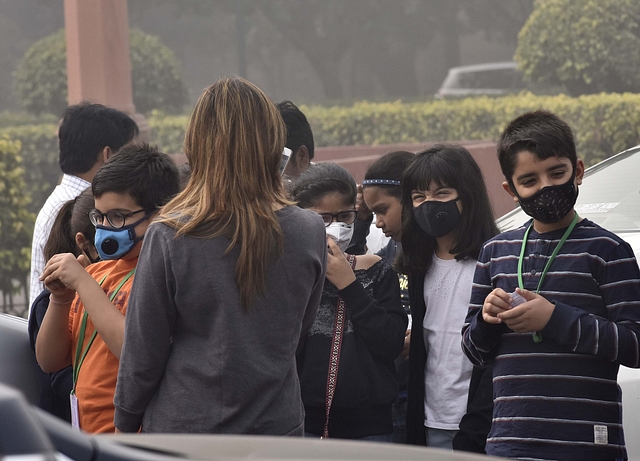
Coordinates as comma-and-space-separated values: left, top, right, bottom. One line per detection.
68, 257, 137, 433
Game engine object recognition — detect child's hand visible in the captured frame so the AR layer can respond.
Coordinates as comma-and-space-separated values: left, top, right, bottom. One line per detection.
498, 288, 555, 333
77, 253, 91, 268
326, 238, 357, 290
40, 253, 91, 293
401, 329, 411, 359
482, 288, 512, 324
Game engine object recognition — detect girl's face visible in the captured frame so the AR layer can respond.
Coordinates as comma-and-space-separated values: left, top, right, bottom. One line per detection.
411, 181, 462, 213
363, 186, 403, 242
309, 192, 357, 226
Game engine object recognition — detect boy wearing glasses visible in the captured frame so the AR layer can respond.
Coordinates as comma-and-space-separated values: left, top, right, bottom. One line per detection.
36, 144, 179, 433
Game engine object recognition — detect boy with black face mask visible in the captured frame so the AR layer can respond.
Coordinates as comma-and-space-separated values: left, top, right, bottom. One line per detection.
35, 144, 179, 434
462, 110, 640, 461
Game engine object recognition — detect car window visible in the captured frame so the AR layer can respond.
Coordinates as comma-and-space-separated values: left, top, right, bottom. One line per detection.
497, 147, 640, 232
457, 68, 522, 90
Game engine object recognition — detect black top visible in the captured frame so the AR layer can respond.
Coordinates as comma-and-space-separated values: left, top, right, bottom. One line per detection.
28, 289, 73, 422
297, 258, 407, 438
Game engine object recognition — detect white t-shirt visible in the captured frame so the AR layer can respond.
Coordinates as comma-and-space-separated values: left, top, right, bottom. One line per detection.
422, 255, 475, 430
365, 216, 390, 255
29, 174, 90, 310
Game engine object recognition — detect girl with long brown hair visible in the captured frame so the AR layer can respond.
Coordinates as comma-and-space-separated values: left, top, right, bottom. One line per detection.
114, 77, 327, 435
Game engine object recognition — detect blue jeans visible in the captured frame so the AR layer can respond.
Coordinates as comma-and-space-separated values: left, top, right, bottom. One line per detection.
425, 427, 458, 450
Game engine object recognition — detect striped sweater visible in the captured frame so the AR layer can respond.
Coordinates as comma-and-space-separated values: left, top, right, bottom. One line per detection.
462, 218, 640, 461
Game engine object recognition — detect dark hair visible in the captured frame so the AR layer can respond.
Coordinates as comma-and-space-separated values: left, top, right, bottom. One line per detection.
291, 162, 356, 208
276, 100, 314, 161
58, 102, 139, 175
497, 110, 577, 183
177, 162, 191, 190
92, 143, 180, 209
396, 144, 499, 274
363, 151, 414, 200
44, 187, 95, 261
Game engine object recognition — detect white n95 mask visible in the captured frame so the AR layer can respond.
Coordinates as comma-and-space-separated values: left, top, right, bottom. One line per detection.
325, 222, 354, 253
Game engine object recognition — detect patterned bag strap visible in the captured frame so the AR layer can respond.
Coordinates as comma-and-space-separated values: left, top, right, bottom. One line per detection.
322, 254, 357, 439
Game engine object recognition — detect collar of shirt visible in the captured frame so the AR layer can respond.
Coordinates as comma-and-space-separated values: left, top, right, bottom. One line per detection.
60, 174, 91, 193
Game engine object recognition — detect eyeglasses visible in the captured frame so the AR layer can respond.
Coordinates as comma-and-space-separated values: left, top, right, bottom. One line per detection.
317, 209, 358, 227
88, 208, 155, 229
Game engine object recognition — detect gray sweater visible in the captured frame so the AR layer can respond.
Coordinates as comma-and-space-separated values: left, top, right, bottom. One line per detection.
114, 206, 327, 434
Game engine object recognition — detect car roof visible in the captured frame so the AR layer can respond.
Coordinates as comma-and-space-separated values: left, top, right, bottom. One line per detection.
444, 61, 517, 74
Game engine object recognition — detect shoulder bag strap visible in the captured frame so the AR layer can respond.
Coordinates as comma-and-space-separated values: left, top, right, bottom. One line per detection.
322, 254, 357, 438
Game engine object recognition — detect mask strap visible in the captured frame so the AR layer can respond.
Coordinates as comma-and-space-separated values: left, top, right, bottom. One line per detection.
83, 243, 101, 264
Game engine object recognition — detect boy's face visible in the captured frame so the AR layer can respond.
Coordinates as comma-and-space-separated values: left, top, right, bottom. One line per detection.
93, 192, 155, 260
502, 150, 585, 228
503, 150, 584, 201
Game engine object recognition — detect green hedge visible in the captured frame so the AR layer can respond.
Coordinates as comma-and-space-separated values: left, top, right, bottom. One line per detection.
148, 111, 188, 155
302, 92, 640, 167
0, 124, 59, 213
0, 112, 57, 129
0, 136, 34, 295
146, 92, 640, 167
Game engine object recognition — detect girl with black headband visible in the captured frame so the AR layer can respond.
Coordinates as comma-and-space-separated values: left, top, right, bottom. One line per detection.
361, 151, 415, 443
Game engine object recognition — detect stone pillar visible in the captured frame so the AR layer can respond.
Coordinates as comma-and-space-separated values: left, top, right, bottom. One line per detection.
64, 0, 149, 139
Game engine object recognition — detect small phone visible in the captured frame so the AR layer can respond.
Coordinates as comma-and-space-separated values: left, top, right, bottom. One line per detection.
279, 147, 292, 175
510, 291, 527, 308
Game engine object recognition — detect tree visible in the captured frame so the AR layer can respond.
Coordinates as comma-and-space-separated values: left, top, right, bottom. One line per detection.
129, 30, 189, 113
515, 0, 640, 96
13, 28, 188, 115
258, 0, 535, 99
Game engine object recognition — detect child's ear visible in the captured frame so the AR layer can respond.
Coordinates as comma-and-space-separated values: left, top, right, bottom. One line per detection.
295, 145, 310, 170
102, 146, 112, 163
75, 232, 87, 249
575, 158, 585, 186
502, 181, 519, 203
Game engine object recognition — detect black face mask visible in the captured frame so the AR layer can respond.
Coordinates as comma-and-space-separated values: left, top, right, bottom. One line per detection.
413, 198, 461, 238
514, 174, 578, 224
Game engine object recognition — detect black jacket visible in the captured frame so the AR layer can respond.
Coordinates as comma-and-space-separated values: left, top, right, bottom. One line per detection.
297, 258, 407, 438
28, 289, 73, 423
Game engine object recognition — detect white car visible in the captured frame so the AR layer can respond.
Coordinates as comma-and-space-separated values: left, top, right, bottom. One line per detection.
435, 62, 525, 99
496, 144, 640, 460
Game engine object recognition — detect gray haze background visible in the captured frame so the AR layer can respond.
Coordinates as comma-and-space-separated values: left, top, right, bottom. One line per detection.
0, 0, 533, 111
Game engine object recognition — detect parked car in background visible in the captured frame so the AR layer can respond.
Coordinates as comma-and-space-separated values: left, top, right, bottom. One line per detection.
435, 61, 525, 99
496, 144, 640, 461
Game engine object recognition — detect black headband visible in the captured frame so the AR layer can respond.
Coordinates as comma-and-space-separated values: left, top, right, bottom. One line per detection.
362, 179, 401, 186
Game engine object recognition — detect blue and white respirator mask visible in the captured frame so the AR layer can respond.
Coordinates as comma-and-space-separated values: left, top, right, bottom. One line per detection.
94, 211, 155, 260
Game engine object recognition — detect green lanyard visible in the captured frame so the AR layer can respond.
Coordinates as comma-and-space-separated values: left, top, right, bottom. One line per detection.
517, 212, 579, 343
72, 268, 136, 392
